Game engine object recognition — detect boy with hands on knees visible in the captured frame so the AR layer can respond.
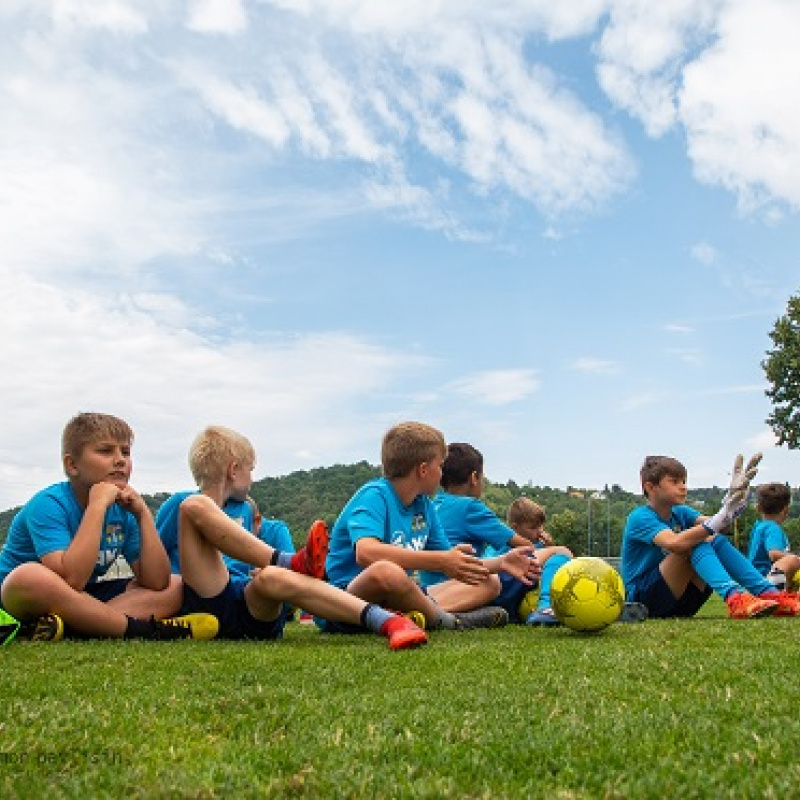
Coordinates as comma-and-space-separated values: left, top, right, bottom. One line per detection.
0, 412, 217, 641
622, 453, 800, 619
177, 425, 427, 650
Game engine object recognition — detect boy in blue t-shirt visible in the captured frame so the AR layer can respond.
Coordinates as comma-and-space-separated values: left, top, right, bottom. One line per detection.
175, 425, 426, 650
417, 443, 541, 617
0, 413, 218, 641
622, 453, 800, 619
747, 483, 799, 588
321, 422, 519, 633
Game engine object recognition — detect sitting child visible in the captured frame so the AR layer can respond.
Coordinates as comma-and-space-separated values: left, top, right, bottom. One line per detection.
747, 482, 800, 590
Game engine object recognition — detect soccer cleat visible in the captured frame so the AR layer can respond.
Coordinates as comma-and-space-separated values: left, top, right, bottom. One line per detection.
152, 613, 219, 641
404, 610, 426, 630
290, 519, 330, 579
763, 590, 800, 617
380, 614, 428, 650
617, 602, 649, 624
22, 613, 65, 642
725, 591, 778, 619
453, 606, 509, 631
526, 607, 561, 627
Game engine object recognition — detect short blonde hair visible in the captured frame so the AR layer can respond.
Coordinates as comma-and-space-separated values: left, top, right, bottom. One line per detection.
62, 412, 133, 463
188, 425, 255, 487
381, 421, 446, 480
507, 497, 546, 529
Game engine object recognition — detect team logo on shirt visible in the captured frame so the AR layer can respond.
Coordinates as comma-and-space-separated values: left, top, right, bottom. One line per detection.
96, 523, 124, 567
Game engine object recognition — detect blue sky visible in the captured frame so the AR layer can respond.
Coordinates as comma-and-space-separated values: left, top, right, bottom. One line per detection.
1, 0, 799, 510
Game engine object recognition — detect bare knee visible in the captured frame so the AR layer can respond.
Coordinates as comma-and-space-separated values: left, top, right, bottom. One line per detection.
1, 563, 67, 617
359, 560, 412, 594
250, 565, 298, 600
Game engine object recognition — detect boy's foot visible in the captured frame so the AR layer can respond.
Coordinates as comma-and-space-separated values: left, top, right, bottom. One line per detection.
726, 591, 778, 619
290, 520, 330, 579
152, 613, 219, 640
380, 614, 428, 650
618, 602, 649, 623
20, 613, 65, 642
763, 590, 800, 617
404, 610, 426, 630
526, 607, 560, 627
453, 606, 509, 631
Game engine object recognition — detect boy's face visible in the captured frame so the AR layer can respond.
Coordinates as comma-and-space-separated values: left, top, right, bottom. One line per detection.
65, 438, 132, 490
228, 459, 254, 501
646, 473, 687, 506
419, 453, 445, 495
513, 521, 543, 543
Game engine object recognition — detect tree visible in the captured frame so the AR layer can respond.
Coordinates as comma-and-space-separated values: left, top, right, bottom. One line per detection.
764, 292, 800, 447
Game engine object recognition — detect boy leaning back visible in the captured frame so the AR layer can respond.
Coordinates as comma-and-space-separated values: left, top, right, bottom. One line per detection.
321, 422, 518, 634
0, 413, 217, 641
176, 425, 427, 650
622, 453, 800, 619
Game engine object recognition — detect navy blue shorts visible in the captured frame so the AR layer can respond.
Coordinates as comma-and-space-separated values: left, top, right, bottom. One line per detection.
183, 577, 285, 640
85, 578, 133, 603
631, 566, 712, 618
495, 573, 534, 622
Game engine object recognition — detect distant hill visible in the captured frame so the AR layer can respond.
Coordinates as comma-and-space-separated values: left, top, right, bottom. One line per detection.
1, 463, 797, 556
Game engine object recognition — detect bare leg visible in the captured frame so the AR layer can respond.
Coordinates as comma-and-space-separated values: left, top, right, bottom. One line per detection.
426, 574, 501, 613
107, 575, 183, 619
1, 563, 128, 637
659, 552, 705, 597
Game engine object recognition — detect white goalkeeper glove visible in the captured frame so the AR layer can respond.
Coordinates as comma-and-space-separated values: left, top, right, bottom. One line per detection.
702, 452, 762, 534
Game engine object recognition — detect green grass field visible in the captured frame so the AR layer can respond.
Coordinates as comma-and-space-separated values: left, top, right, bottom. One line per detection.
3, 597, 799, 799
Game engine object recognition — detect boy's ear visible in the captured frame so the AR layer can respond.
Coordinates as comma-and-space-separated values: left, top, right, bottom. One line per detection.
63, 454, 78, 477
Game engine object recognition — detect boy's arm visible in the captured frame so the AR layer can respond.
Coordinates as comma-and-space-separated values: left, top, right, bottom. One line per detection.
354, 538, 490, 585
652, 523, 711, 554
119, 487, 171, 591
40, 482, 120, 591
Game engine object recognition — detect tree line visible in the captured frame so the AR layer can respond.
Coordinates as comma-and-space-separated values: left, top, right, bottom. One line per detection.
3, 460, 799, 557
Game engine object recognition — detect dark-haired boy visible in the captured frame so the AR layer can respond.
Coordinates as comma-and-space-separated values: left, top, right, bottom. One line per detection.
622, 453, 799, 619
747, 482, 800, 590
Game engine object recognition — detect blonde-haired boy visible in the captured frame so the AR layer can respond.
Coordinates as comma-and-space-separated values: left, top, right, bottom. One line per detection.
0, 412, 217, 641
177, 425, 427, 649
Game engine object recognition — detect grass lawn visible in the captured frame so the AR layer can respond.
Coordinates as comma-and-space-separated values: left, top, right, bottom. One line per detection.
3, 596, 800, 799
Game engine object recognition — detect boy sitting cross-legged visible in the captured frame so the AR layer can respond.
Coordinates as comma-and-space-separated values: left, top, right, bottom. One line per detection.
0, 412, 217, 641
177, 425, 427, 650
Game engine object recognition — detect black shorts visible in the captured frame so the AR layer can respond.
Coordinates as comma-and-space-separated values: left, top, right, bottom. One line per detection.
85, 578, 133, 603
633, 566, 712, 618
183, 577, 286, 640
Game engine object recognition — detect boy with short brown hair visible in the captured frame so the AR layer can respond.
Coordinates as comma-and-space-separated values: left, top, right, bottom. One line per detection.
321, 423, 525, 632
622, 453, 800, 619
0, 412, 217, 641
747, 482, 799, 589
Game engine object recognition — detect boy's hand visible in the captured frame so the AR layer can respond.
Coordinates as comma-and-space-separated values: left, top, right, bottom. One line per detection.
88, 481, 122, 509
704, 452, 762, 533
444, 544, 490, 585
115, 486, 148, 517
723, 452, 762, 508
501, 547, 540, 584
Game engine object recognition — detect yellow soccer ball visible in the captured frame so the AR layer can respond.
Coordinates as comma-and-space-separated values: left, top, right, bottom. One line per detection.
517, 589, 540, 622
550, 557, 625, 633
790, 571, 800, 593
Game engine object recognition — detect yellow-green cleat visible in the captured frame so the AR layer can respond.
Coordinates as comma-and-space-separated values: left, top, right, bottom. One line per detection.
153, 613, 219, 641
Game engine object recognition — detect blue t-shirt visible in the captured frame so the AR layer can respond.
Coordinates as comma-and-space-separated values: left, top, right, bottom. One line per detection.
0, 482, 142, 592
226, 518, 295, 579
419, 490, 514, 588
156, 491, 252, 574
621, 503, 701, 596
326, 477, 450, 589
747, 519, 789, 576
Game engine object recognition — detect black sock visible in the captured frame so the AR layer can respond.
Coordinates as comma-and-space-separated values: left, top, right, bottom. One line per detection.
270, 550, 281, 566
124, 616, 154, 639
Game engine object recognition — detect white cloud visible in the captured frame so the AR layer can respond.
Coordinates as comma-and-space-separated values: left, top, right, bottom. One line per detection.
447, 370, 541, 406
571, 358, 621, 375
691, 242, 718, 265
186, 0, 247, 35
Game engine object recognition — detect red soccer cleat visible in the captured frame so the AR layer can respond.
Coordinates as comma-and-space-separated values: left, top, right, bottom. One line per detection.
290, 519, 330, 579
763, 590, 800, 617
726, 591, 778, 619
380, 614, 428, 651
